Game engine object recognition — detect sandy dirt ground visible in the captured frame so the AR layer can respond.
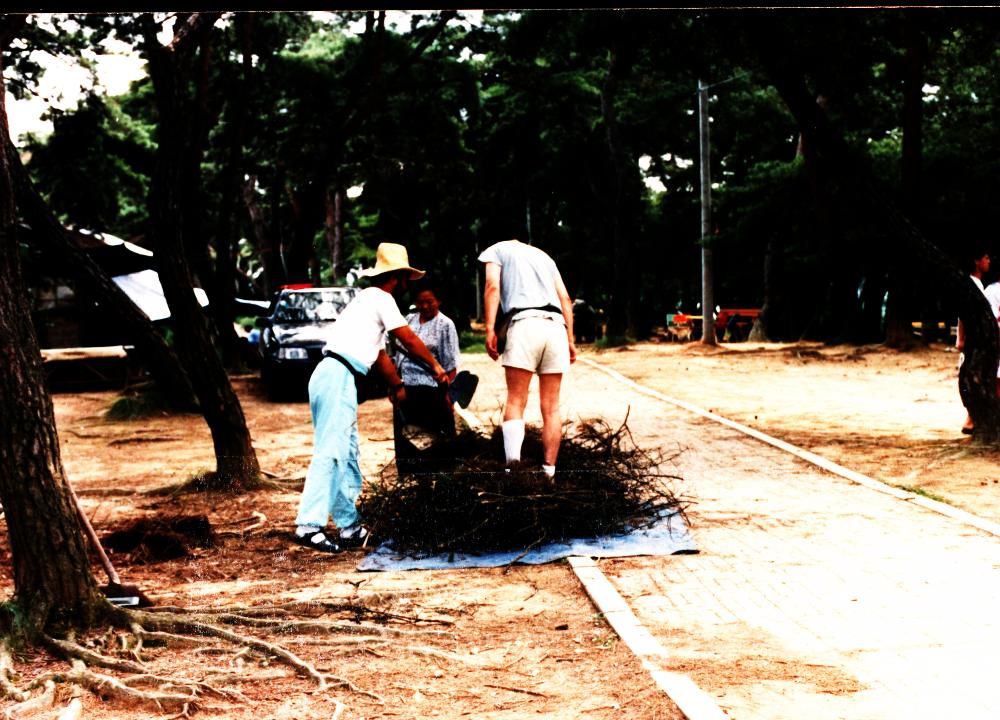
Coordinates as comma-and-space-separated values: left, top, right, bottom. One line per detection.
1, 366, 683, 720
585, 340, 1000, 522
1, 338, 990, 719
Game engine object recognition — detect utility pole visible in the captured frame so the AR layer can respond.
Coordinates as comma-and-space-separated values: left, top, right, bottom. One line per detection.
698, 79, 716, 346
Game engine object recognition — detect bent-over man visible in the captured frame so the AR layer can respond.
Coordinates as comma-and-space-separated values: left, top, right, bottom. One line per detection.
479, 238, 576, 478
293, 243, 448, 553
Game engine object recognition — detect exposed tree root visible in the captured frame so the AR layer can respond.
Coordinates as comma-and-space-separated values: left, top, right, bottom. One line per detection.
0, 641, 29, 704
3, 679, 54, 719
199, 669, 292, 684
0, 596, 456, 713
214, 511, 267, 538
141, 476, 298, 497
141, 471, 268, 497
130, 625, 216, 650
145, 599, 452, 626
68, 660, 201, 710
130, 610, 331, 690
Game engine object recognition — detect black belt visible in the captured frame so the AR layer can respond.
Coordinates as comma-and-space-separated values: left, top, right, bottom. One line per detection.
323, 350, 367, 392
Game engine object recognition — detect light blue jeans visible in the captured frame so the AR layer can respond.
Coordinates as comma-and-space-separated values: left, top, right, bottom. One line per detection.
295, 355, 365, 530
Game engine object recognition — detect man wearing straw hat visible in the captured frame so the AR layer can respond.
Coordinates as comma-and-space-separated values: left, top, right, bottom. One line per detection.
293, 243, 449, 553
479, 238, 576, 479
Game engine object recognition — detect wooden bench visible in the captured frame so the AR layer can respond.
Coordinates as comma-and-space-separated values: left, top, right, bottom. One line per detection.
41, 345, 135, 391
716, 308, 761, 341
665, 309, 761, 342
665, 313, 697, 342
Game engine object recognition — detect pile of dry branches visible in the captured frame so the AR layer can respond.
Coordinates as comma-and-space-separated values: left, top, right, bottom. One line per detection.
361, 416, 687, 557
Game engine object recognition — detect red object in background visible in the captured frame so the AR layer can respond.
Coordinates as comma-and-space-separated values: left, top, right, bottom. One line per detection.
716, 308, 761, 325
280, 283, 313, 290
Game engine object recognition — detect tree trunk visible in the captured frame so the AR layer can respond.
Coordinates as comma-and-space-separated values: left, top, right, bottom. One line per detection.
270, 164, 288, 292
6, 139, 196, 408
284, 184, 321, 286
186, 30, 243, 367
0, 23, 107, 637
752, 30, 1000, 441
243, 174, 281, 294
144, 13, 261, 489
600, 17, 640, 340
211, 14, 255, 367
748, 233, 778, 342
885, 13, 927, 348
796, 97, 846, 342
324, 186, 345, 283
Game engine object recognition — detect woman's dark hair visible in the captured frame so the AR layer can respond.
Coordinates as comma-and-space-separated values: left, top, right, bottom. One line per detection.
411, 279, 443, 301
967, 243, 991, 272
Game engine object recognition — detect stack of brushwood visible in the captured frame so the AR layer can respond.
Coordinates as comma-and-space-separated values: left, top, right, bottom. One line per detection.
360, 417, 687, 557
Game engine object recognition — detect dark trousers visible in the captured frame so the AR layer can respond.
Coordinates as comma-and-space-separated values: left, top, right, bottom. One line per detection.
393, 385, 455, 476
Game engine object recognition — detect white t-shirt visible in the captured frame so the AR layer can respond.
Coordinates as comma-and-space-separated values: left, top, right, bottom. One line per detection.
322, 287, 406, 370
984, 281, 1000, 320
983, 281, 1000, 379
477, 239, 564, 325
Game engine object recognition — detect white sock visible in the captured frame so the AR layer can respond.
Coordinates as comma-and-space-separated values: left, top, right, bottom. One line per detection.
502, 419, 525, 463
340, 523, 368, 539
296, 525, 321, 538
542, 464, 556, 478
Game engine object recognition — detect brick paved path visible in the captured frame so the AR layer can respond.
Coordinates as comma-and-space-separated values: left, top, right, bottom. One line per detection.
462, 353, 1000, 719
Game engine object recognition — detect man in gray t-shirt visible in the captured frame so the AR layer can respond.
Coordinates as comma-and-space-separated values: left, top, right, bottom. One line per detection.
478, 239, 576, 478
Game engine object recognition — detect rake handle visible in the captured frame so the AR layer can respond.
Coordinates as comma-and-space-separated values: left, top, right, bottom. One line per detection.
69, 487, 121, 586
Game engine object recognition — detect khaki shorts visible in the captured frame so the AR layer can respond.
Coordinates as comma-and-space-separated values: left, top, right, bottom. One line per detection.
502, 316, 571, 374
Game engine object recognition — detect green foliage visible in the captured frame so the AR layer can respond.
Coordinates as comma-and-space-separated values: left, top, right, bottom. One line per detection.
458, 329, 486, 353
24, 93, 152, 234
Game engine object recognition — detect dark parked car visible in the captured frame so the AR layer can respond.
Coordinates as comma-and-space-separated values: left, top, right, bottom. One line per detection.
256, 286, 358, 400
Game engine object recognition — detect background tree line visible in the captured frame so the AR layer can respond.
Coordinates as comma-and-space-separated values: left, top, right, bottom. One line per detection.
19, 9, 1000, 346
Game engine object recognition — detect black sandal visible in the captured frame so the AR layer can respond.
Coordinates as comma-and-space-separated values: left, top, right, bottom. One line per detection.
338, 524, 371, 549
292, 530, 341, 553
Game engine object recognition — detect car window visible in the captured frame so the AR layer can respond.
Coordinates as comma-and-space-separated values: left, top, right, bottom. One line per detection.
273, 289, 356, 323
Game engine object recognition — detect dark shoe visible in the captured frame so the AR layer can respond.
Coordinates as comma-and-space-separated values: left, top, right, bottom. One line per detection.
338, 523, 371, 549
503, 459, 523, 473
292, 529, 341, 553
962, 425, 975, 435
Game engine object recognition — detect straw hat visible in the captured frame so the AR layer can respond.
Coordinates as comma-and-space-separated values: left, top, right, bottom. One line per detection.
360, 243, 426, 280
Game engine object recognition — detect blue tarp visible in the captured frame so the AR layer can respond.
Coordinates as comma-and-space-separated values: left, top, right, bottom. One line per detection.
357, 511, 697, 572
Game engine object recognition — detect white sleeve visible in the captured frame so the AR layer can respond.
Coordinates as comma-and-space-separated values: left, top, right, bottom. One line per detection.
375, 291, 407, 332
477, 243, 500, 265
986, 285, 1000, 319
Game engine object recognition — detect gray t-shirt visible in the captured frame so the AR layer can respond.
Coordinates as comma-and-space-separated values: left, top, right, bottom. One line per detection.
477, 240, 564, 325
